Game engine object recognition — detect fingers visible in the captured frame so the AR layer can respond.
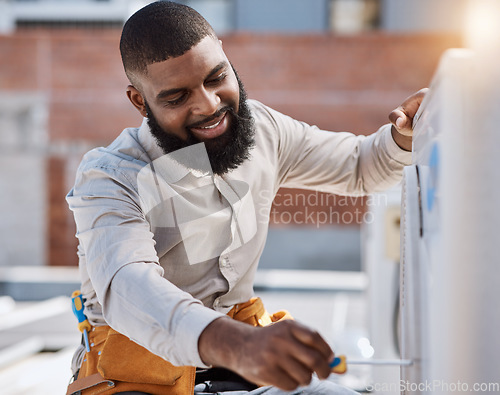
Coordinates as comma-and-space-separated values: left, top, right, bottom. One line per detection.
289, 322, 334, 379
291, 347, 333, 380
249, 320, 335, 390
399, 87, 428, 118
290, 321, 333, 359
253, 364, 301, 391
278, 357, 311, 389
389, 88, 428, 137
267, 321, 333, 385
389, 108, 407, 129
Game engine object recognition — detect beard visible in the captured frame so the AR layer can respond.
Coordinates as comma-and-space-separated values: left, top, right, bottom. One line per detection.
145, 70, 255, 176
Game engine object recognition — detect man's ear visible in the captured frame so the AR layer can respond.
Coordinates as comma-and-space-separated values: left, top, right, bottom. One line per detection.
126, 85, 148, 118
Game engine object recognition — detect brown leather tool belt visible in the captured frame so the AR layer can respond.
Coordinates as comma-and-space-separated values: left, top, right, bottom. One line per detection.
66, 297, 292, 395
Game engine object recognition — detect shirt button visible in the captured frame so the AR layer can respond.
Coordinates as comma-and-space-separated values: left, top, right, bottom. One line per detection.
220, 255, 229, 267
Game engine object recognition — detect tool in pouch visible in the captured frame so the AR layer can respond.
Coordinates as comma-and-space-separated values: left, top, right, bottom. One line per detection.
71, 290, 91, 352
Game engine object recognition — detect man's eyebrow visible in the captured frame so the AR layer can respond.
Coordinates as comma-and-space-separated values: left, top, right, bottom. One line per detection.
155, 61, 229, 102
206, 61, 228, 79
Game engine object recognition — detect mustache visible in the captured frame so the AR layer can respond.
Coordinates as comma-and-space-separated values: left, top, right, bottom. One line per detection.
187, 106, 233, 129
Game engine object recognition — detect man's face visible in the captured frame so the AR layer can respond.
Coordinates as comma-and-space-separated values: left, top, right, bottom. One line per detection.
127, 35, 254, 175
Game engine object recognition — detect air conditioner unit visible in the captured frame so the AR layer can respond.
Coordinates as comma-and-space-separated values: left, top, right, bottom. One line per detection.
400, 48, 500, 394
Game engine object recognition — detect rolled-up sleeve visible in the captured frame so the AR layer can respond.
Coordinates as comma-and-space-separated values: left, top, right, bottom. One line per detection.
66, 163, 223, 367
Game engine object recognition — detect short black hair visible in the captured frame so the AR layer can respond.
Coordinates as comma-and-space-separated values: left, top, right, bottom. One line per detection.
120, 1, 216, 85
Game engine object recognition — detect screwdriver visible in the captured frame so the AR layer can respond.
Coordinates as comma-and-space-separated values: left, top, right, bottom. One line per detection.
330, 355, 413, 374
71, 290, 91, 353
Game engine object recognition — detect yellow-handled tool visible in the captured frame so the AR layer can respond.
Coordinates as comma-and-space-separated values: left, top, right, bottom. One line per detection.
330, 355, 413, 374
330, 355, 347, 374
71, 290, 91, 353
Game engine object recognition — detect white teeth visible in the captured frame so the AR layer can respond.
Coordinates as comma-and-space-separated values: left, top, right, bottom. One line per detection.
198, 119, 222, 129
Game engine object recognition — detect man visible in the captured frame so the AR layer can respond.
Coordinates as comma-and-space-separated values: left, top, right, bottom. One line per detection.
66, 2, 425, 394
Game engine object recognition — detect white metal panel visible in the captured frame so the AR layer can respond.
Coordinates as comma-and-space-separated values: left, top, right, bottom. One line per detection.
400, 47, 500, 393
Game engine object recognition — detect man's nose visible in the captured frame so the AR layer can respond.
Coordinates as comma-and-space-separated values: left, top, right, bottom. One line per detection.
192, 87, 220, 116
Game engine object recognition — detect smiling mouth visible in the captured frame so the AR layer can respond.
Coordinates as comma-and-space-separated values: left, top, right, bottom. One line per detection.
189, 111, 229, 141
197, 117, 223, 129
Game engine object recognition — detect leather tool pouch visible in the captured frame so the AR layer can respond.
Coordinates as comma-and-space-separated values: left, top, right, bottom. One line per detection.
67, 326, 195, 395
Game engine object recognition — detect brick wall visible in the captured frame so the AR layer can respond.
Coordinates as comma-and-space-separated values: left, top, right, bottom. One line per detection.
0, 29, 462, 266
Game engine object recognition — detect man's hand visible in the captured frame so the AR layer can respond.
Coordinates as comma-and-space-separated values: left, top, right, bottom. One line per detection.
389, 88, 428, 151
198, 316, 334, 391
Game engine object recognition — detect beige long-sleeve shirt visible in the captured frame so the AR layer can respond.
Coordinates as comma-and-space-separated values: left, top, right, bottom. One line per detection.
66, 99, 411, 369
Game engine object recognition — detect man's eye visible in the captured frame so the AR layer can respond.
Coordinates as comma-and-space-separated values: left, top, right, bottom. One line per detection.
207, 72, 227, 84
166, 94, 187, 106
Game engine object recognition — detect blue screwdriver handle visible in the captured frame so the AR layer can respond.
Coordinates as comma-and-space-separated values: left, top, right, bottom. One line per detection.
71, 291, 87, 324
71, 290, 91, 352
